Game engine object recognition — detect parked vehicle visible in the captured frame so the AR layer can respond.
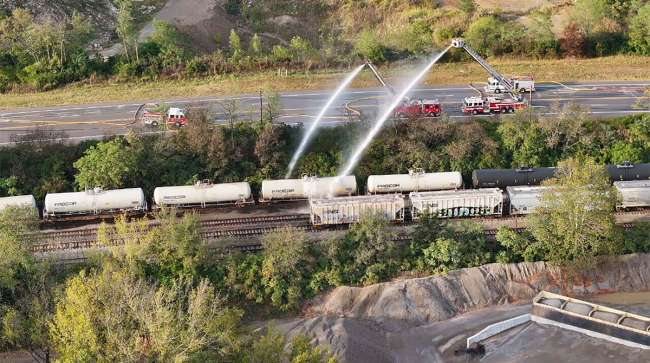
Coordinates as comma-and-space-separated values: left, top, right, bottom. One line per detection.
143, 107, 188, 128
485, 76, 535, 94
462, 96, 527, 115
394, 99, 442, 118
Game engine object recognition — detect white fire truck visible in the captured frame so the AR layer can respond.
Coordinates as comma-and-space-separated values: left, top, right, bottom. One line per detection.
485, 76, 535, 94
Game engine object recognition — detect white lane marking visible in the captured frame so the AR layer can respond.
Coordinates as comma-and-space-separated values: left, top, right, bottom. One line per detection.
0, 130, 165, 146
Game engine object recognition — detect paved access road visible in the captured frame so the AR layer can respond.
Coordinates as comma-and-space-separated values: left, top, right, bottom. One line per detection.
0, 80, 648, 145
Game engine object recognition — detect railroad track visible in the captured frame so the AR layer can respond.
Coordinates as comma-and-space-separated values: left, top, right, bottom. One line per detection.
32, 211, 647, 254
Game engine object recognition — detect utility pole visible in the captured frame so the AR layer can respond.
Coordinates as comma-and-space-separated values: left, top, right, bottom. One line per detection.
259, 89, 263, 125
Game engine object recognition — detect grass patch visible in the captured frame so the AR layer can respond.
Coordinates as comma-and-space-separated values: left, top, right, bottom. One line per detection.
1, 55, 648, 109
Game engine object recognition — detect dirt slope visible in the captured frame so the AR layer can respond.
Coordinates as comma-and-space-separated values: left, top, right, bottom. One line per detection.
281, 254, 650, 362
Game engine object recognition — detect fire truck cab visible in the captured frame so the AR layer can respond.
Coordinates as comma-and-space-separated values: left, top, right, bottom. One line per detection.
394, 99, 442, 118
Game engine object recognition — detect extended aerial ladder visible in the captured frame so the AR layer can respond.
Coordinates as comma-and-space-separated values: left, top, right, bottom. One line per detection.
366, 61, 396, 96
450, 38, 521, 100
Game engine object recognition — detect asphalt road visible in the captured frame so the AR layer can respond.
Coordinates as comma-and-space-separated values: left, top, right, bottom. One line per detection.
0, 80, 648, 145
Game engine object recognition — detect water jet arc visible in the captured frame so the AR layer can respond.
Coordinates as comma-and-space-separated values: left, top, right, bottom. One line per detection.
285, 64, 366, 178
338, 46, 452, 179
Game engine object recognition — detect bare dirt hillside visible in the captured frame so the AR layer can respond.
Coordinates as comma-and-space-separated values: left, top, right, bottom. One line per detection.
279, 254, 650, 362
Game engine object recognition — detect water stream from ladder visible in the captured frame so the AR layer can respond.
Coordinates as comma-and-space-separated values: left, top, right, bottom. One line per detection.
337, 46, 452, 180
285, 64, 366, 179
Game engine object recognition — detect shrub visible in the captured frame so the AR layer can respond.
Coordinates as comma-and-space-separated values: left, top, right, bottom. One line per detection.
629, 4, 650, 55
354, 30, 389, 63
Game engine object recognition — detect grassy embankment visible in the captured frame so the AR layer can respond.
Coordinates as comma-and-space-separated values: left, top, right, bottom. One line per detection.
0, 55, 648, 109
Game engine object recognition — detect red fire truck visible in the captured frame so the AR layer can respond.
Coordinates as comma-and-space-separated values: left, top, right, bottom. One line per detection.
461, 96, 526, 115
394, 99, 442, 118
142, 107, 188, 128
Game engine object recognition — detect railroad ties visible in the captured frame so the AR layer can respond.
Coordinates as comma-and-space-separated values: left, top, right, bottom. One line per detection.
34, 214, 312, 253
33, 210, 649, 255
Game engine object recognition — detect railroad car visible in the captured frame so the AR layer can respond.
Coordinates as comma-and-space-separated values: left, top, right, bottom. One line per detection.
0, 195, 38, 214
614, 180, 650, 209
43, 188, 147, 220
607, 162, 650, 182
472, 167, 557, 188
261, 175, 357, 202
410, 188, 503, 219
367, 170, 462, 194
310, 194, 406, 226
260, 178, 305, 201
506, 186, 551, 215
153, 181, 252, 208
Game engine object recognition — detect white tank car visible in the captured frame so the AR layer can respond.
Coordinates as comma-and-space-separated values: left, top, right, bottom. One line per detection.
261, 179, 306, 201
154, 181, 252, 207
507, 186, 552, 215
303, 176, 357, 199
367, 170, 462, 193
0, 195, 37, 213
261, 175, 357, 201
44, 188, 146, 217
410, 188, 504, 219
614, 180, 650, 209
310, 194, 406, 226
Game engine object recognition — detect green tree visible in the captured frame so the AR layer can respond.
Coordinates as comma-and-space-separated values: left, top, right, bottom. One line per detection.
323, 213, 398, 286
99, 211, 207, 285
629, 4, 650, 55
420, 222, 492, 273
116, 0, 138, 62
261, 227, 313, 311
465, 16, 525, 56
354, 30, 388, 63
528, 157, 621, 267
0, 206, 38, 293
50, 269, 243, 362
459, 0, 476, 14
250, 33, 263, 58
244, 325, 337, 363
229, 29, 243, 61
73, 137, 138, 190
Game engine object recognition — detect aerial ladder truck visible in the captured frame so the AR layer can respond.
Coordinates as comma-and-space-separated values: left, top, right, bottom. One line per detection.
366, 61, 443, 118
451, 38, 528, 115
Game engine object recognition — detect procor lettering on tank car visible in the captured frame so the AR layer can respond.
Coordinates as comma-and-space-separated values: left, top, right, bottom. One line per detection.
0, 195, 38, 214
472, 167, 557, 188
261, 175, 357, 202
367, 169, 463, 194
607, 162, 650, 182
409, 188, 504, 220
153, 181, 253, 208
309, 194, 406, 226
614, 180, 650, 209
43, 188, 147, 221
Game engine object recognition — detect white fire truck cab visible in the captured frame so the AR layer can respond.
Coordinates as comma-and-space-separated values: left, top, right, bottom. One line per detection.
485, 76, 535, 94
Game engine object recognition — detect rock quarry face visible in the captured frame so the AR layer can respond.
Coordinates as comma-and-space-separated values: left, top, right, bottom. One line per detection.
279, 254, 650, 362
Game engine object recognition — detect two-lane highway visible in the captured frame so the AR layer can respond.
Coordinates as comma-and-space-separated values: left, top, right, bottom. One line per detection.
0, 80, 648, 144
